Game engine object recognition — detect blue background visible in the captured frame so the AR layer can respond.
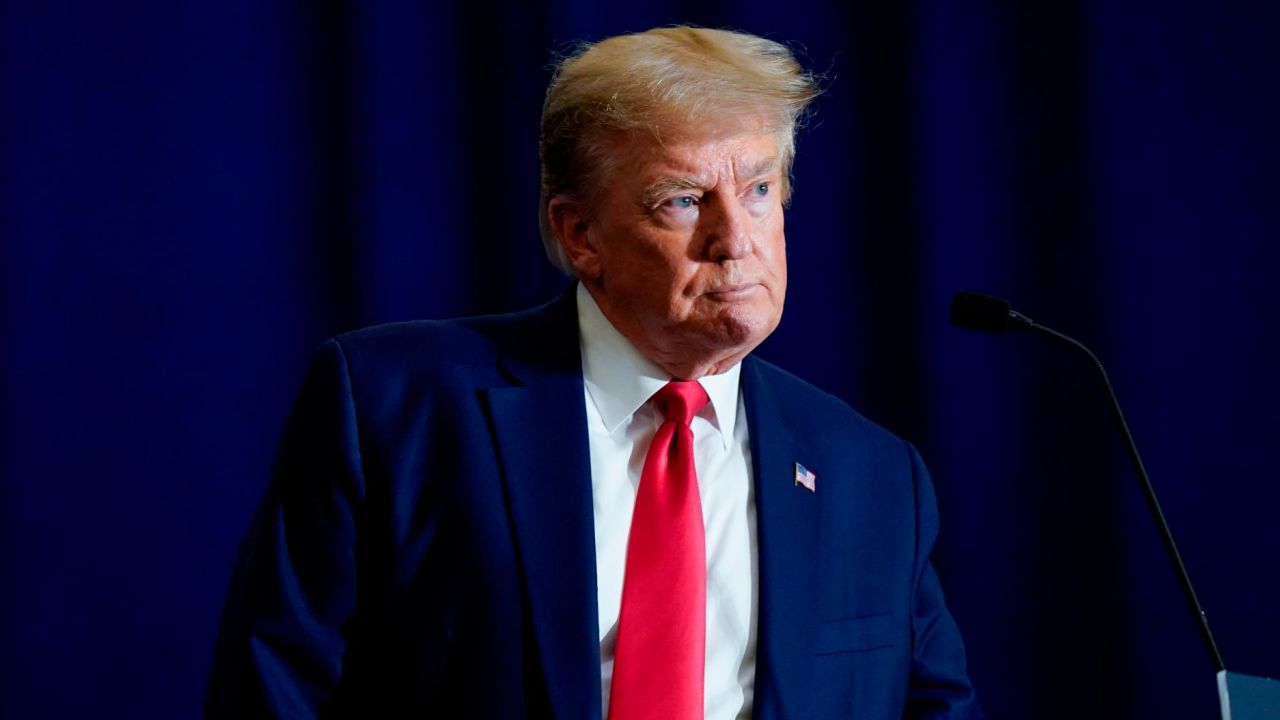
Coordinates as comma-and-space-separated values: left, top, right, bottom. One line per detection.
3, 2, 1277, 717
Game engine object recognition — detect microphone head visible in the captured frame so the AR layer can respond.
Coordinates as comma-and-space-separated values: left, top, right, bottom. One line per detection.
951, 291, 1015, 333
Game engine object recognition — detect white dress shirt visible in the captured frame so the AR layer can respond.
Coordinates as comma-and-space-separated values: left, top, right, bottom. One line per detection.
576, 284, 759, 720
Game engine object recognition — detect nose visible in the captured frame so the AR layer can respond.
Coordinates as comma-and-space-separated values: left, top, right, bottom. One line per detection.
703, 196, 752, 263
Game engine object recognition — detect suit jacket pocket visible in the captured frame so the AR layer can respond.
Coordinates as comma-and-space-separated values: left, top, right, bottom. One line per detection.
816, 613, 894, 655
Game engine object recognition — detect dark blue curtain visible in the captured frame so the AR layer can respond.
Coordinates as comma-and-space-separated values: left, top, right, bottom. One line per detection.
3, 3, 1277, 717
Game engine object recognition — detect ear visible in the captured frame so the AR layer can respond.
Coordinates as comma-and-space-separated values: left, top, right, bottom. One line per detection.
547, 195, 603, 280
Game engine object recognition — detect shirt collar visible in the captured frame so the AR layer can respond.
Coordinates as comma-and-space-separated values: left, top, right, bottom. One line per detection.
576, 283, 740, 448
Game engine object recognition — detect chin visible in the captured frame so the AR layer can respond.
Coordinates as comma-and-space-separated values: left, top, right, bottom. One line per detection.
706, 303, 780, 352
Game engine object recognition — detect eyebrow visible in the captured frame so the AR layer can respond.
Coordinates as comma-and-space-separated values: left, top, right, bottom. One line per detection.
637, 156, 780, 209
639, 176, 705, 209
738, 156, 780, 182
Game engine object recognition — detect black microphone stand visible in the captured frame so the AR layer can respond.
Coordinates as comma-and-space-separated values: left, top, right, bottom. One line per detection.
954, 291, 1280, 718
1023, 320, 1224, 672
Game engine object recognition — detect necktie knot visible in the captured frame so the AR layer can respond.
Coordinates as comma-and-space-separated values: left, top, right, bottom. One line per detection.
653, 380, 710, 426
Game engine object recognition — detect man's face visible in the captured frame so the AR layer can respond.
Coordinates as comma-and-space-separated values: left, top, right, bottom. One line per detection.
571, 128, 788, 378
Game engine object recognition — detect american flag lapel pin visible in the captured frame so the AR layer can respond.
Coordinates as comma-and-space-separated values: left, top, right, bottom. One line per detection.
794, 462, 816, 492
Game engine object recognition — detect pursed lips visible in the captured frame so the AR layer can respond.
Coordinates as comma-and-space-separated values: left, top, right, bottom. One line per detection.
702, 282, 762, 299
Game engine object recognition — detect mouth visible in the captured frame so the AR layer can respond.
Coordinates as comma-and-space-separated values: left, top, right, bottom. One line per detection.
702, 282, 762, 300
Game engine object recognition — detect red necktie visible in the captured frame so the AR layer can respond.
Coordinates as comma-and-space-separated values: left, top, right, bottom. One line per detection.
608, 380, 710, 720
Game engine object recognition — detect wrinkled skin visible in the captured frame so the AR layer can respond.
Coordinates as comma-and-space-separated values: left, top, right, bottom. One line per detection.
549, 128, 788, 379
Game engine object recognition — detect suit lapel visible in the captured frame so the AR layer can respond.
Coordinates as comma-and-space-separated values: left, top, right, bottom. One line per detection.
743, 358, 821, 719
482, 289, 602, 720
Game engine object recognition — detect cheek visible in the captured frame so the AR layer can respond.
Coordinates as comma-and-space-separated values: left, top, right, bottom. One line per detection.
760, 224, 787, 275
753, 202, 785, 246
608, 246, 690, 306
597, 239, 655, 285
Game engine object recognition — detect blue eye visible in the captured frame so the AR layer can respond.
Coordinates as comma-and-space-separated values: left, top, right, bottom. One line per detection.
753, 182, 770, 196
666, 196, 696, 209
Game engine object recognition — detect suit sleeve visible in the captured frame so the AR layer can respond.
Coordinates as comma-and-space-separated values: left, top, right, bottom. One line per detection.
205, 338, 366, 718
903, 443, 985, 719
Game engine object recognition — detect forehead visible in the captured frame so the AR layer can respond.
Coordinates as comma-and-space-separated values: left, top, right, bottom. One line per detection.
609, 129, 782, 183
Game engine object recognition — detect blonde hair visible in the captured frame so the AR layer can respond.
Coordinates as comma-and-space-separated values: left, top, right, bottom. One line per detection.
538, 26, 821, 273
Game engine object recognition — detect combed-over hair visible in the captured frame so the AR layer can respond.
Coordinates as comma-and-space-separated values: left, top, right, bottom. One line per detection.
538, 26, 821, 274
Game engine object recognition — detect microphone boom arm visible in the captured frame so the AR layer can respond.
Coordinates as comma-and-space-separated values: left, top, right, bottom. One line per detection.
1025, 320, 1226, 673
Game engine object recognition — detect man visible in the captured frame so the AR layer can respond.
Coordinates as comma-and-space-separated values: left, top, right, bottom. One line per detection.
207, 26, 981, 719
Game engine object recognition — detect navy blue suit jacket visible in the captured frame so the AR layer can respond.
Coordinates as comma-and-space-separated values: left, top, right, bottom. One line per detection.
207, 288, 981, 718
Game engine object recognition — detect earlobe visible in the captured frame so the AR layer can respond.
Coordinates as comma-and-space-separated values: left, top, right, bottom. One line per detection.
548, 196, 602, 279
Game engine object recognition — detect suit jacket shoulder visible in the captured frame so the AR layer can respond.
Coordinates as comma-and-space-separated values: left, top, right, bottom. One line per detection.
329, 291, 579, 391
745, 354, 915, 472
207, 289, 591, 719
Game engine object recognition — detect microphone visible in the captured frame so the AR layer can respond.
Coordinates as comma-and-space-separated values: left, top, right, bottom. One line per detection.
949, 291, 1227, 674
950, 290, 1036, 333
